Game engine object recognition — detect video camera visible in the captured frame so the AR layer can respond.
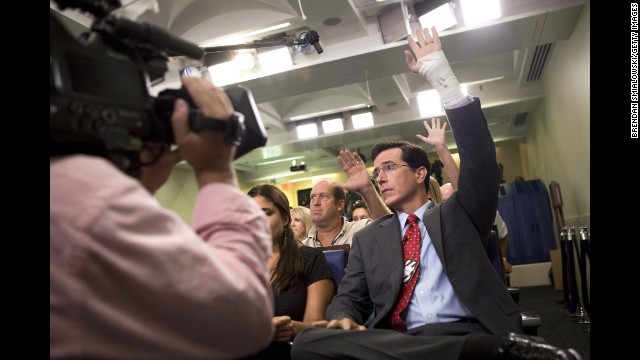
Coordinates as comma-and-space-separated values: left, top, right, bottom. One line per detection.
50, 0, 268, 177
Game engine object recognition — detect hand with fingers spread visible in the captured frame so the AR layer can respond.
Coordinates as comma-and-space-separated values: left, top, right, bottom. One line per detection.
416, 117, 448, 152
336, 150, 371, 193
404, 26, 467, 109
404, 26, 442, 74
335, 150, 392, 220
417, 117, 460, 191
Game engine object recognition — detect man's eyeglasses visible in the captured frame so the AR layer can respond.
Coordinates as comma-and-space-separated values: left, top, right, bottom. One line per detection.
310, 193, 332, 202
371, 162, 411, 181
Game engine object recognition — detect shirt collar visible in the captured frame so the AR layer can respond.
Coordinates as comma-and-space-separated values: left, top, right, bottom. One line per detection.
397, 201, 430, 227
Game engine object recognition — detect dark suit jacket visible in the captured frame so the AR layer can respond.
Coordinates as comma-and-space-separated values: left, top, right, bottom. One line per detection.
326, 98, 523, 336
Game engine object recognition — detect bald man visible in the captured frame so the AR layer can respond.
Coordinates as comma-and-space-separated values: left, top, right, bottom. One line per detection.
440, 182, 454, 201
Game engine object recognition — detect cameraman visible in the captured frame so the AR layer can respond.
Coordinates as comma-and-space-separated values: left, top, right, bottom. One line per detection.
50, 77, 274, 359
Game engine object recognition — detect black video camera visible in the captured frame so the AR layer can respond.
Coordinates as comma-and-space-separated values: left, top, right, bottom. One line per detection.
50, 0, 267, 177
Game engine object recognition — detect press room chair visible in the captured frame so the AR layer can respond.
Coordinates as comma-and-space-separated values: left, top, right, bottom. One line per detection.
321, 245, 350, 292
320, 244, 379, 327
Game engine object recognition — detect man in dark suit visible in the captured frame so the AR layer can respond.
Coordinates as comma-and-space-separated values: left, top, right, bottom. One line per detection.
290, 26, 581, 360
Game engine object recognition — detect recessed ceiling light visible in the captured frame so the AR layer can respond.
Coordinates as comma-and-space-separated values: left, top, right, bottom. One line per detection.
352, 112, 374, 129
322, 118, 344, 134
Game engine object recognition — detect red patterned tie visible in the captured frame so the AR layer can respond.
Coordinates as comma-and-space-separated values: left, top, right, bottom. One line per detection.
390, 214, 422, 332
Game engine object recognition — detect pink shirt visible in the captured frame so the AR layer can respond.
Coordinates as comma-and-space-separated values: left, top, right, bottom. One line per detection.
50, 155, 274, 359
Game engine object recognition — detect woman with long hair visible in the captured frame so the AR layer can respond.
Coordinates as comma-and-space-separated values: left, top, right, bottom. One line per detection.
290, 206, 313, 243
244, 184, 335, 359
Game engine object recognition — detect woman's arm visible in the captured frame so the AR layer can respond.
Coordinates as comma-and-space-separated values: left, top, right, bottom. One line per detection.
289, 279, 335, 340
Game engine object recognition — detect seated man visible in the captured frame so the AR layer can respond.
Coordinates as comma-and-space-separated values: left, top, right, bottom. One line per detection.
301, 165, 390, 247
291, 26, 581, 360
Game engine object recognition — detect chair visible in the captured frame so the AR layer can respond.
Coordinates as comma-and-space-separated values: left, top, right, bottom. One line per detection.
321, 247, 349, 291
320, 244, 350, 252
487, 230, 541, 335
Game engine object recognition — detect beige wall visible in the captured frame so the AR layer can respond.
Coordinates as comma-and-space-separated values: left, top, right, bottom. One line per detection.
527, 0, 590, 230
441, 138, 526, 185
156, 2, 590, 232
157, 137, 528, 223
496, 139, 528, 183
155, 166, 199, 224
156, 168, 354, 223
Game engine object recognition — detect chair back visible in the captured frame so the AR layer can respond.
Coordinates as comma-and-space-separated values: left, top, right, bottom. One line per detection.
320, 244, 350, 252
322, 249, 348, 290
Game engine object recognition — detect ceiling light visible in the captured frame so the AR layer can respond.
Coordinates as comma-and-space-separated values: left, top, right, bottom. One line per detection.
257, 155, 305, 166
461, 84, 469, 96
462, 76, 506, 86
322, 117, 344, 134
207, 61, 240, 87
417, 90, 444, 117
289, 103, 369, 122
352, 112, 374, 129
200, 22, 291, 48
460, 0, 501, 27
243, 22, 291, 38
296, 122, 318, 139
418, 3, 457, 32
258, 47, 293, 73
234, 50, 257, 72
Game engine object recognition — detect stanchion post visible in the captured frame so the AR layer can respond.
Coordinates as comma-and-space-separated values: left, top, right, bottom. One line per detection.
562, 227, 580, 316
578, 226, 591, 326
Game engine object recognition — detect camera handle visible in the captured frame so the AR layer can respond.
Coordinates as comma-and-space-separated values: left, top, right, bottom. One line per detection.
188, 109, 245, 147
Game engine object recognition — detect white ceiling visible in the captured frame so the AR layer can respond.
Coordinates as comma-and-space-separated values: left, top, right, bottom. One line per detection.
53, 0, 585, 185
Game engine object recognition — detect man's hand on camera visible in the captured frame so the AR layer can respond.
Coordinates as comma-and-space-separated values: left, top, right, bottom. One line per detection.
171, 77, 238, 188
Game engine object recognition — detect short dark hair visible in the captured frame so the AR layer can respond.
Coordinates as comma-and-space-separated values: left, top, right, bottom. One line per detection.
352, 199, 368, 211
331, 184, 347, 204
370, 140, 431, 177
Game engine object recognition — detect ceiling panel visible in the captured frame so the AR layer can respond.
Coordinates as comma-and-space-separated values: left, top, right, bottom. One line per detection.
50, 0, 585, 185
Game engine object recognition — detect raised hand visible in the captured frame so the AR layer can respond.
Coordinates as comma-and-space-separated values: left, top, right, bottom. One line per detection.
335, 149, 392, 220
404, 26, 442, 74
336, 150, 371, 193
416, 117, 448, 151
